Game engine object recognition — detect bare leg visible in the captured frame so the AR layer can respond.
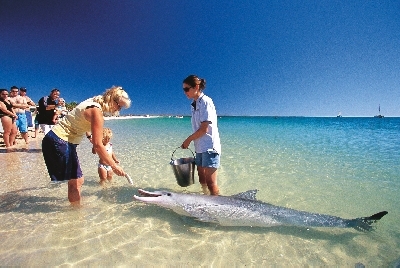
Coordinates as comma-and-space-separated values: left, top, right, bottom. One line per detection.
197, 166, 208, 194
68, 177, 84, 206
98, 166, 108, 186
21, 132, 29, 145
3, 131, 11, 147
32, 127, 38, 138
9, 124, 17, 147
205, 167, 219, 195
1, 117, 15, 150
107, 170, 114, 182
198, 166, 219, 195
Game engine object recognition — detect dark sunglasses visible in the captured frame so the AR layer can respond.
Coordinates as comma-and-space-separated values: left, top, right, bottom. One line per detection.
183, 87, 192, 92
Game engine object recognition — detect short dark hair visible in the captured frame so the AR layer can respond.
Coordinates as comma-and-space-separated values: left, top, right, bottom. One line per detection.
51, 88, 59, 93
11, 85, 18, 90
20, 87, 27, 92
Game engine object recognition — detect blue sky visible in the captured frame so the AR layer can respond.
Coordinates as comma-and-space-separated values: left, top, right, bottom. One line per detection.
1, 0, 399, 116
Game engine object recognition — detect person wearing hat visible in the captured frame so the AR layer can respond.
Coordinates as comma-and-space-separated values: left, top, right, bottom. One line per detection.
19, 87, 36, 130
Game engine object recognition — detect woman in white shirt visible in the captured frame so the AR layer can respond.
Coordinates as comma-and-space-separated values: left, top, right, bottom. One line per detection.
181, 75, 221, 195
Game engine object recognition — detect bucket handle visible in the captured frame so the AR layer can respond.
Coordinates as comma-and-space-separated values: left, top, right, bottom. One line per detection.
171, 146, 195, 161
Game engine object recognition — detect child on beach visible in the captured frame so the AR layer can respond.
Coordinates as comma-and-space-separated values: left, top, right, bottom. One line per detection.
52, 98, 67, 124
91, 128, 120, 186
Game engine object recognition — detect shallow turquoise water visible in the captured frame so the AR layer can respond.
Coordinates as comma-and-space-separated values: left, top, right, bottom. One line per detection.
0, 116, 399, 266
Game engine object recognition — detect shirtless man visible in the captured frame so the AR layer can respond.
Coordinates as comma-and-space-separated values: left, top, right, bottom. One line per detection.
8, 86, 31, 146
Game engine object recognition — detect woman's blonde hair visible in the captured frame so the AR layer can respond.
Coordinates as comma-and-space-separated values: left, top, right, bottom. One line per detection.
93, 86, 131, 115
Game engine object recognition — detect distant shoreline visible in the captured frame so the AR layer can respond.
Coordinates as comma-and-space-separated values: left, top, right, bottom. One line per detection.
111, 115, 399, 119
104, 115, 163, 120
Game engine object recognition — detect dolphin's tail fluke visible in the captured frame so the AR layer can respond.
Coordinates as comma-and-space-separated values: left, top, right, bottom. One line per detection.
347, 211, 388, 232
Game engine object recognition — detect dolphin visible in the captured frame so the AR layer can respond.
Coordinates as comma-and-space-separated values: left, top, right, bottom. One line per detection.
133, 189, 388, 231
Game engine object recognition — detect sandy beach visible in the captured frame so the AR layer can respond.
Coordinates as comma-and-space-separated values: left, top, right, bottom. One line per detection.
0, 127, 43, 152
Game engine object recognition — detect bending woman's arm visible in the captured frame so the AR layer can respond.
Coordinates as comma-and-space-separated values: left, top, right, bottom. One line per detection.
84, 106, 126, 176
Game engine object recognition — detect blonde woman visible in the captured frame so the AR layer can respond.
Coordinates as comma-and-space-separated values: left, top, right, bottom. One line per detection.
42, 86, 131, 205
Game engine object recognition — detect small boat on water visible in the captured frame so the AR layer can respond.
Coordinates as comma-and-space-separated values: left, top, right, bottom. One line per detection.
374, 104, 384, 118
337, 112, 342, 117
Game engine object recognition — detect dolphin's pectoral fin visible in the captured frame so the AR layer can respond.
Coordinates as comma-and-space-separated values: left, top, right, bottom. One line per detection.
182, 205, 219, 223
232, 190, 258, 200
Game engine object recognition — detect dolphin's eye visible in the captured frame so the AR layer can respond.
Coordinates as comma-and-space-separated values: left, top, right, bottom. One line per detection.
167, 193, 172, 196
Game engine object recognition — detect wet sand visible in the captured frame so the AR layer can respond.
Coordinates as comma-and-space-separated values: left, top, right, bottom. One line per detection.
0, 128, 43, 153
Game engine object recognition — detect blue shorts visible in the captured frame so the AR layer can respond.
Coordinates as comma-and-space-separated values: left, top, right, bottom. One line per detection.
16, 113, 28, 133
195, 151, 220, 168
42, 131, 83, 181
25, 111, 33, 127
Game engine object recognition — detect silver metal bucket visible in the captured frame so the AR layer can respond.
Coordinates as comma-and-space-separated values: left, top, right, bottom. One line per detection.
170, 147, 195, 187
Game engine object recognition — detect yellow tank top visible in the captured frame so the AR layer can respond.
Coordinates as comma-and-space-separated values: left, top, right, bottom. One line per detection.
52, 98, 102, 144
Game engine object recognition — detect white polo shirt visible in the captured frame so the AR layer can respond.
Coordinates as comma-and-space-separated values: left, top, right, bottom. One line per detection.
191, 93, 221, 154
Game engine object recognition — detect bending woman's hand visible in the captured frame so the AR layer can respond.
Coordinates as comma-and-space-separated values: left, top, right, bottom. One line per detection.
111, 164, 126, 176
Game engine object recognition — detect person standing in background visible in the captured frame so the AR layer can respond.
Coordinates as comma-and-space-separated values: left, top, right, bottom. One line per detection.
0, 89, 18, 151
37, 88, 60, 135
8, 86, 30, 146
181, 75, 221, 195
19, 87, 36, 129
32, 107, 40, 138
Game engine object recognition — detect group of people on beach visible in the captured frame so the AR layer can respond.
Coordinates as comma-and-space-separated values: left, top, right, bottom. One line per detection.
1, 75, 221, 206
0, 86, 36, 150
0, 86, 68, 151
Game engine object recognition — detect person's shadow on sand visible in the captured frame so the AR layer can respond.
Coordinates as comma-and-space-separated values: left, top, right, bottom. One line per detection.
0, 187, 64, 213
0, 148, 42, 153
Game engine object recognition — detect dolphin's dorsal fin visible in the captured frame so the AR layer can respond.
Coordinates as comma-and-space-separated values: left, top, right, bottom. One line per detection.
232, 190, 258, 200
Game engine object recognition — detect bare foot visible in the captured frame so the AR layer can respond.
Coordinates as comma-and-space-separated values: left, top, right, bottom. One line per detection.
6, 147, 16, 153
70, 201, 82, 208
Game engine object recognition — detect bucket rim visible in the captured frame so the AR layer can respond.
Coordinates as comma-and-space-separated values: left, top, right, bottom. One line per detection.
171, 146, 195, 161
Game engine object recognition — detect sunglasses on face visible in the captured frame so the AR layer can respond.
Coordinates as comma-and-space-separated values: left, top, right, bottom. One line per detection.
114, 100, 123, 110
183, 87, 192, 92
